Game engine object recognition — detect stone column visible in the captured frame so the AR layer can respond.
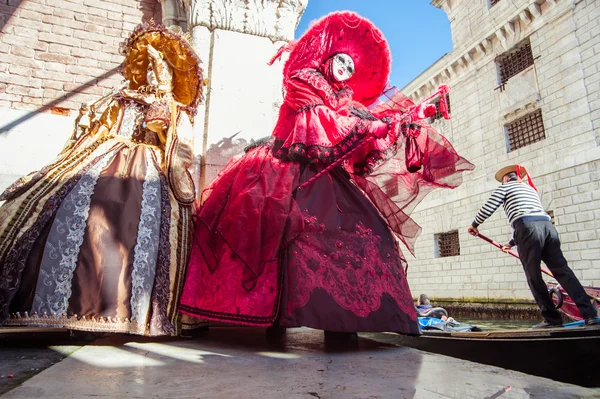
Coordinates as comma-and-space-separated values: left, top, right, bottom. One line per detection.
158, 0, 189, 31
184, 0, 307, 192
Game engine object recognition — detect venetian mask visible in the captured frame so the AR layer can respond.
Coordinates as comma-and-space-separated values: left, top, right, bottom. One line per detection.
146, 64, 159, 87
332, 53, 355, 82
146, 44, 173, 92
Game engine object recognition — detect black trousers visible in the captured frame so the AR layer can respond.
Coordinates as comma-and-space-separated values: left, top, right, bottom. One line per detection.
514, 220, 596, 323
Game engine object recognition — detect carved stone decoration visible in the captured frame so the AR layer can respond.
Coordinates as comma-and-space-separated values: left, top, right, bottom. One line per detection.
493, 20, 523, 53
275, 0, 308, 40
186, 0, 307, 42
189, 0, 211, 27
211, 0, 247, 32
246, 0, 278, 38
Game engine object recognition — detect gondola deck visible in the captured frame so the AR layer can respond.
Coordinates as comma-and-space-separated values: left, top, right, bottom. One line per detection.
395, 326, 600, 387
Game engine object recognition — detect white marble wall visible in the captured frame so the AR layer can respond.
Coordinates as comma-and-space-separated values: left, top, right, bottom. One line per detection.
194, 27, 287, 186
185, 0, 306, 189
0, 109, 72, 193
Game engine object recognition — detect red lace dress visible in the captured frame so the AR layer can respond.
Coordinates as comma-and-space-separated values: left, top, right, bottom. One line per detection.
179, 70, 472, 333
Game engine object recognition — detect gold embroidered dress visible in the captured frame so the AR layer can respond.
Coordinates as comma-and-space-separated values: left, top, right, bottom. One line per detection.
0, 23, 204, 336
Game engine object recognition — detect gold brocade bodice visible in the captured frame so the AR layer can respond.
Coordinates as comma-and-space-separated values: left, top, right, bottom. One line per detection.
118, 100, 169, 148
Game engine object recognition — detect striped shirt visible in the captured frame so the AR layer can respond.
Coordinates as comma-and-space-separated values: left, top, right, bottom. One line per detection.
473, 181, 549, 228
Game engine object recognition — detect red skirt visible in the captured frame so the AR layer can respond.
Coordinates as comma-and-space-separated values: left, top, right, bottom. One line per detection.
179, 143, 420, 334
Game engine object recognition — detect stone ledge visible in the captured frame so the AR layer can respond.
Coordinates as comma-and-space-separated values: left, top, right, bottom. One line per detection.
185, 0, 307, 42
405, 0, 571, 101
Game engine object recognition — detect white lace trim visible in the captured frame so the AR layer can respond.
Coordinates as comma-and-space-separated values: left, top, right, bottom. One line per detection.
32, 151, 115, 316
130, 149, 161, 322
119, 103, 144, 139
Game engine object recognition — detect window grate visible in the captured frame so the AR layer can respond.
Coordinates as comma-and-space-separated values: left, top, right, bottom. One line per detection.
430, 93, 451, 123
490, 0, 501, 6
383, 177, 399, 198
496, 40, 534, 85
506, 109, 546, 152
436, 230, 460, 258
547, 210, 555, 225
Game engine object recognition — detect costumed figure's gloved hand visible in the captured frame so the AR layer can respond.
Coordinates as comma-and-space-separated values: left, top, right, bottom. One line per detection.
177, 139, 195, 169
408, 102, 436, 122
368, 119, 392, 139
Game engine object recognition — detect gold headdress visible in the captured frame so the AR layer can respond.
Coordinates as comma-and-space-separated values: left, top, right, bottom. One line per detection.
120, 21, 204, 116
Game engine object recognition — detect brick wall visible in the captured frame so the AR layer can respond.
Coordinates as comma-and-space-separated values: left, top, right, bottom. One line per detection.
576, 0, 600, 145
0, 0, 159, 113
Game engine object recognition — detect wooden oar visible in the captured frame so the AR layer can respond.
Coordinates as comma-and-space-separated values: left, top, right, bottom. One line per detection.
475, 232, 554, 277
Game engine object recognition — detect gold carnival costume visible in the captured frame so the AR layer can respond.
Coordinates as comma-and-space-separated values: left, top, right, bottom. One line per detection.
0, 22, 204, 336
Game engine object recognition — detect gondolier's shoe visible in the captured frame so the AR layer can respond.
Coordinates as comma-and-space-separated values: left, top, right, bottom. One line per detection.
584, 317, 600, 326
531, 320, 563, 329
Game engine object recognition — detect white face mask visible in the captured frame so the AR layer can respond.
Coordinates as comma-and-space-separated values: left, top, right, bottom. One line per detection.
146, 65, 159, 86
332, 53, 355, 82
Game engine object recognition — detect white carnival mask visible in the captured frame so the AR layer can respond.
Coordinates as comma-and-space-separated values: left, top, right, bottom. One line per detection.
332, 53, 355, 82
146, 65, 159, 87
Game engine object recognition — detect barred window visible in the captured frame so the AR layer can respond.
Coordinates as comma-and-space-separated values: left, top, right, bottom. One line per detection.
383, 177, 398, 198
506, 109, 546, 152
547, 210, 555, 225
435, 230, 460, 258
490, 0, 501, 7
429, 93, 451, 123
496, 40, 534, 86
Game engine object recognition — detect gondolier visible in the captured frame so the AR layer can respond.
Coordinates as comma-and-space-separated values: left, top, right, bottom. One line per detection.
467, 164, 599, 329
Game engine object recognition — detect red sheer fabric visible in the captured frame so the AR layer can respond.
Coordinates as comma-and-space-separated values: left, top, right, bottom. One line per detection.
192, 146, 303, 291
345, 87, 476, 254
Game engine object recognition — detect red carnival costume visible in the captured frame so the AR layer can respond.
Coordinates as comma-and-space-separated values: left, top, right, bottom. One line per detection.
179, 12, 474, 336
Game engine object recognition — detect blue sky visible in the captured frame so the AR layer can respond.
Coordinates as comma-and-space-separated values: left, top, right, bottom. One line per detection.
296, 1, 453, 89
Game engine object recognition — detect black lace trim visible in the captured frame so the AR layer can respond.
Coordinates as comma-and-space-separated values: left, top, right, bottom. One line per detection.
354, 122, 422, 175
401, 123, 422, 135
348, 106, 378, 121
353, 142, 400, 176
244, 136, 274, 153
297, 104, 321, 113
272, 120, 369, 165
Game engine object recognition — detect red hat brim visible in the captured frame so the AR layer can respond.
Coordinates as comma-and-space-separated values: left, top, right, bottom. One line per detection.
284, 11, 391, 106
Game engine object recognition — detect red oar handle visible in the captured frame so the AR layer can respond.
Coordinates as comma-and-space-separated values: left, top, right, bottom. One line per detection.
475, 233, 554, 278
476, 233, 519, 258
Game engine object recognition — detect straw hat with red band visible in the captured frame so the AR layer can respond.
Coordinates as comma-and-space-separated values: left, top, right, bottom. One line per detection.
279, 11, 391, 107
495, 164, 537, 191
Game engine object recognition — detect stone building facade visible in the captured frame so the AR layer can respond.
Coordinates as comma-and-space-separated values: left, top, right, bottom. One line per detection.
0, 0, 306, 194
404, 0, 600, 302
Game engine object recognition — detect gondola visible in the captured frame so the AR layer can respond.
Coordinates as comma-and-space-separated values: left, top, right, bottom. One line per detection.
394, 323, 600, 387
395, 233, 600, 387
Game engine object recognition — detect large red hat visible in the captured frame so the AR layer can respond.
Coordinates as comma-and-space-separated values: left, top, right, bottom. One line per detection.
283, 11, 391, 106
